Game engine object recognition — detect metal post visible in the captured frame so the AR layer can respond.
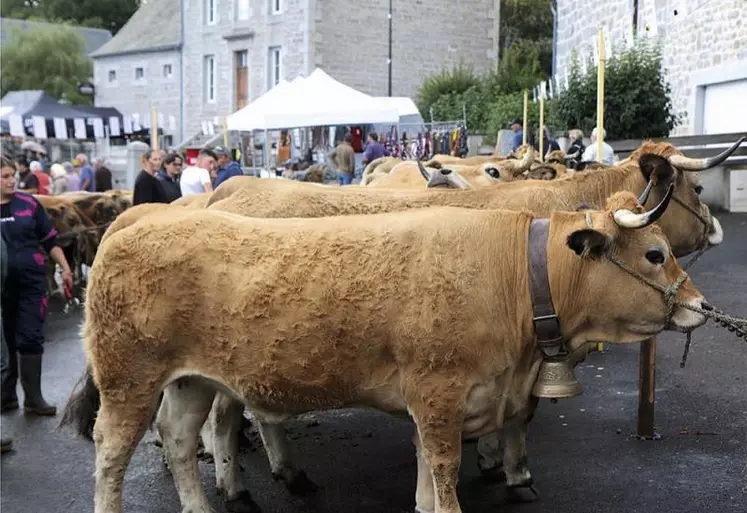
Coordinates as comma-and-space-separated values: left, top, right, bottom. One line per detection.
388, 0, 393, 96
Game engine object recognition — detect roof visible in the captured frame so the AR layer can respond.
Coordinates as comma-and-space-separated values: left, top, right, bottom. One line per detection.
0, 17, 112, 56
90, 0, 181, 58
0, 91, 88, 119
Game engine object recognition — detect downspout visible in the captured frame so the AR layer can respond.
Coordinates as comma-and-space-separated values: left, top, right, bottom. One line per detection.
551, 0, 558, 77
179, 0, 186, 143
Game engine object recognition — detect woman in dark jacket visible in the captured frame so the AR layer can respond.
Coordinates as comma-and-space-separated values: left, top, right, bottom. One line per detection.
156, 152, 183, 203
133, 150, 167, 205
1, 156, 74, 416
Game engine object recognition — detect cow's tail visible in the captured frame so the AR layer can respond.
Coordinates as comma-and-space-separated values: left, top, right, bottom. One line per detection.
59, 365, 100, 441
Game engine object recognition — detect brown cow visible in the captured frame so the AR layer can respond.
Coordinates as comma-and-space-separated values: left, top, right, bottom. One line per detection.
62, 190, 707, 513
35, 196, 99, 292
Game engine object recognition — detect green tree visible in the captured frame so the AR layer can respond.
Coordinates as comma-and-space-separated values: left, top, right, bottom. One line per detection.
500, 0, 553, 76
1, 0, 141, 34
0, 25, 93, 105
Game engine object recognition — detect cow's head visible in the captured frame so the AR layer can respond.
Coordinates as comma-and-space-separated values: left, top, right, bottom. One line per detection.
628, 136, 744, 256
555, 187, 707, 348
418, 162, 472, 189
482, 146, 535, 182
526, 163, 565, 181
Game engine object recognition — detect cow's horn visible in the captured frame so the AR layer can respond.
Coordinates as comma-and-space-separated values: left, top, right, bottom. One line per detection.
667, 136, 745, 171
613, 183, 674, 229
637, 179, 654, 205
417, 160, 431, 181
507, 146, 534, 175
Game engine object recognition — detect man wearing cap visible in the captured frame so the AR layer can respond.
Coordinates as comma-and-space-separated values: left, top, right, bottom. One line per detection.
509, 119, 525, 152
213, 146, 243, 189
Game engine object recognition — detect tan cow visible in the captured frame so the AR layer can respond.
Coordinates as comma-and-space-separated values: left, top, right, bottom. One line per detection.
61, 190, 707, 513
207, 139, 729, 257
360, 156, 402, 186
100, 203, 182, 245
78, 138, 738, 503
206, 175, 337, 206
171, 193, 211, 209
364, 147, 535, 190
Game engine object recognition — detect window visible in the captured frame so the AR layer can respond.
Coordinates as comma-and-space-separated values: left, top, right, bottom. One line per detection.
268, 47, 282, 88
204, 55, 216, 102
236, 51, 248, 69
108, 70, 117, 83
236, 0, 250, 20
134, 67, 145, 82
163, 64, 173, 78
206, 0, 217, 25
271, 0, 282, 15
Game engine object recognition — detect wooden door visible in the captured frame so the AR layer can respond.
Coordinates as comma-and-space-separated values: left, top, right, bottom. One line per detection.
235, 50, 249, 109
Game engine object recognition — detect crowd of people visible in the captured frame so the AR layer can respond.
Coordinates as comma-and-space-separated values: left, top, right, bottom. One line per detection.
508, 122, 619, 166
10, 152, 113, 196
132, 146, 242, 206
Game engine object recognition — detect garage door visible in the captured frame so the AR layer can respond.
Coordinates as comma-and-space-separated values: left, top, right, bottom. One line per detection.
702, 79, 747, 134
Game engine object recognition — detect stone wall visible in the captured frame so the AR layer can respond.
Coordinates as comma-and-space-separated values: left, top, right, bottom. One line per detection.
182, 0, 310, 138
555, 0, 747, 135
182, 0, 500, 140
93, 50, 182, 138
312, 0, 500, 98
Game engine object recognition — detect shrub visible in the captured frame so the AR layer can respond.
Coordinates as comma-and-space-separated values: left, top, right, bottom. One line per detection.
554, 40, 680, 140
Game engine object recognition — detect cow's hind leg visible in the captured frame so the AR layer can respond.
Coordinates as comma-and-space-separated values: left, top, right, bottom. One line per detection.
157, 377, 259, 513
92, 396, 154, 513
413, 431, 435, 513
210, 392, 260, 512
256, 420, 317, 494
407, 380, 465, 513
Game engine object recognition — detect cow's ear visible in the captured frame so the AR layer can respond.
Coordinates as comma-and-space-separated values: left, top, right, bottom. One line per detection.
566, 229, 610, 259
639, 154, 674, 186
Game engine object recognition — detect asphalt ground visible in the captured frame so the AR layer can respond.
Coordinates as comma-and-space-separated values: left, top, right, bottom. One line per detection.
1, 213, 746, 513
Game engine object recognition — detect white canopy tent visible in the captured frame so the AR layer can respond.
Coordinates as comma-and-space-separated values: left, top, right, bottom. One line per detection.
225, 76, 305, 131
259, 68, 400, 130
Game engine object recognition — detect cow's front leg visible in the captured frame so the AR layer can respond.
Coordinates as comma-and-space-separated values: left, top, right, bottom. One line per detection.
256, 419, 317, 494
502, 411, 539, 503
476, 431, 506, 481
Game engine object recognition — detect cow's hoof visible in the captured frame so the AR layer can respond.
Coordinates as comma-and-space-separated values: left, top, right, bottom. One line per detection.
506, 482, 540, 503
479, 465, 507, 483
224, 490, 261, 513
284, 470, 318, 495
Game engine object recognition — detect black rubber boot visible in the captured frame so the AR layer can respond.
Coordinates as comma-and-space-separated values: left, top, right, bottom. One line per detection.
19, 354, 56, 416
1, 349, 18, 412
1, 437, 12, 453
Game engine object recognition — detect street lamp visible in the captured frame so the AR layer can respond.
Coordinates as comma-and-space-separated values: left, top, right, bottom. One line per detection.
388, 0, 392, 96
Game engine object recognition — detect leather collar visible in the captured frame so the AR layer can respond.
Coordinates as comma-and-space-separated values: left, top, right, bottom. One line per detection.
528, 219, 564, 356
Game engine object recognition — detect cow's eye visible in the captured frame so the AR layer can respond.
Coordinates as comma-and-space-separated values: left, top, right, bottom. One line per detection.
645, 249, 665, 265
694, 185, 703, 195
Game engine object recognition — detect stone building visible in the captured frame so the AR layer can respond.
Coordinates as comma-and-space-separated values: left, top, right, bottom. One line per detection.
93, 0, 500, 145
553, 0, 747, 136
